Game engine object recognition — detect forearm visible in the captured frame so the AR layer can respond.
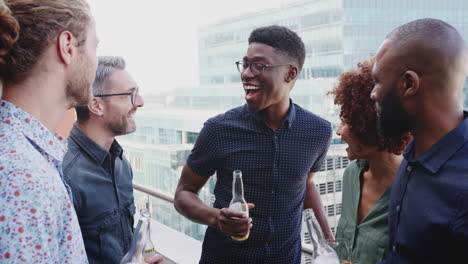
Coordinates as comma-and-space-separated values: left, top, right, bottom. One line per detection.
174, 164, 220, 227
174, 190, 219, 227
304, 181, 334, 240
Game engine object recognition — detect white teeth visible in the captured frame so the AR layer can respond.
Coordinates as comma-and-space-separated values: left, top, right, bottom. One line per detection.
244, 85, 259, 90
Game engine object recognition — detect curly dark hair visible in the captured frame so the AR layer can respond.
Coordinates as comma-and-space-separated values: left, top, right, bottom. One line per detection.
248, 25, 305, 71
329, 60, 410, 155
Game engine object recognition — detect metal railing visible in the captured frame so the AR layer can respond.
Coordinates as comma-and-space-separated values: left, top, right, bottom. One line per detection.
134, 183, 174, 203
132, 183, 314, 259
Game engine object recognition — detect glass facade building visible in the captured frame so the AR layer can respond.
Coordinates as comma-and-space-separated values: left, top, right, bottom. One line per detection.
120, 0, 468, 244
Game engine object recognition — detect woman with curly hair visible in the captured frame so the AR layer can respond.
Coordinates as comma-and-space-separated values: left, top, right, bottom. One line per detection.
329, 60, 410, 264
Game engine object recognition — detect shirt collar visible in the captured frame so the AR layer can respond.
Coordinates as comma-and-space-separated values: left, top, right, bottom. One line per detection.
403, 111, 468, 174
70, 123, 123, 165
0, 100, 67, 162
356, 159, 369, 170
248, 98, 297, 129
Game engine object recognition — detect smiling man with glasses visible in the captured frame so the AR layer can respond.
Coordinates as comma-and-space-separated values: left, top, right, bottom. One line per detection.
62, 56, 160, 264
235, 61, 293, 76
175, 25, 333, 264
95, 87, 139, 105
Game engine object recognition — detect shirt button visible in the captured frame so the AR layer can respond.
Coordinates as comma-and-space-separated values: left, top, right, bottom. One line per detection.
396, 205, 401, 212
271, 190, 275, 194
392, 245, 396, 252
406, 166, 412, 172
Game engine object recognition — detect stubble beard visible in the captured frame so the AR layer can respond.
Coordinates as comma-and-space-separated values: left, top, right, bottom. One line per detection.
107, 109, 137, 136
66, 55, 95, 108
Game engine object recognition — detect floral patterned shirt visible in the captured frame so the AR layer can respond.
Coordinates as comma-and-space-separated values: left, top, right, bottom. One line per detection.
0, 100, 88, 263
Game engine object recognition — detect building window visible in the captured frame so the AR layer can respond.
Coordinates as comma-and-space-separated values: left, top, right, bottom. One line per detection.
327, 182, 334, 193
158, 128, 168, 144
326, 158, 334, 170
300, 9, 342, 28
186, 132, 199, 144
336, 203, 342, 215
176, 131, 183, 144
129, 155, 144, 172
335, 180, 342, 192
318, 183, 327, 195
311, 66, 342, 78
324, 203, 343, 217
342, 157, 349, 167
332, 138, 344, 144
326, 205, 334, 216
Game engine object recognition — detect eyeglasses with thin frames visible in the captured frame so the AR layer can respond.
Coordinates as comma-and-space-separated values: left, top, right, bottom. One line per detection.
235, 61, 293, 76
95, 87, 139, 105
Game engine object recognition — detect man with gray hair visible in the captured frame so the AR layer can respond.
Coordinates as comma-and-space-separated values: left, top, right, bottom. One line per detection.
63, 56, 149, 263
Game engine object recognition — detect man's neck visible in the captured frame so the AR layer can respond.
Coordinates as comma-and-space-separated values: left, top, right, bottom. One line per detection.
260, 99, 290, 130
2, 76, 68, 133
412, 106, 464, 157
78, 121, 115, 151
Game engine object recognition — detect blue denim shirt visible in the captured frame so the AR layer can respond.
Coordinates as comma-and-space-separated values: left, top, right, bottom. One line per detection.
188, 102, 332, 264
381, 112, 468, 264
63, 124, 136, 264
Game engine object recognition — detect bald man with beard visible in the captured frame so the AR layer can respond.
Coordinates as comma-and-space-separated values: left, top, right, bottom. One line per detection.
371, 18, 468, 264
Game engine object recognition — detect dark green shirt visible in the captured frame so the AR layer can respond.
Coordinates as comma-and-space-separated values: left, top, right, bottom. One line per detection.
335, 160, 391, 264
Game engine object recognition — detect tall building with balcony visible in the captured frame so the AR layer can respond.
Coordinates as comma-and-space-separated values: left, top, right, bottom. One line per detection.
119, 0, 468, 261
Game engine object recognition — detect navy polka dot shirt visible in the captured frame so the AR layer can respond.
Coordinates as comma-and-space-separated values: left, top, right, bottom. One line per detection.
187, 101, 332, 264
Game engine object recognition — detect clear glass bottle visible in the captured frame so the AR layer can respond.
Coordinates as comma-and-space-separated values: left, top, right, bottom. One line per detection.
304, 209, 339, 264
120, 198, 157, 264
229, 170, 249, 241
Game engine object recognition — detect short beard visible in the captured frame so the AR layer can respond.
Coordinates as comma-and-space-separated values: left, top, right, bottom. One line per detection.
107, 114, 136, 136
377, 86, 412, 138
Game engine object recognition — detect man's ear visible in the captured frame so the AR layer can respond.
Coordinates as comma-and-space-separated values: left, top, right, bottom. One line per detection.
57, 30, 76, 65
402, 70, 420, 97
88, 98, 104, 116
285, 66, 298, 83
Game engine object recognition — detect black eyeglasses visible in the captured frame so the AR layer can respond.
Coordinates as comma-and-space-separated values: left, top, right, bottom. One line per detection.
235, 61, 293, 76
95, 87, 139, 105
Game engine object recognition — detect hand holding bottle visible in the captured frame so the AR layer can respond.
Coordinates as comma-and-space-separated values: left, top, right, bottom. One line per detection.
121, 199, 159, 264
304, 209, 340, 264
217, 170, 255, 241
216, 203, 254, 238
